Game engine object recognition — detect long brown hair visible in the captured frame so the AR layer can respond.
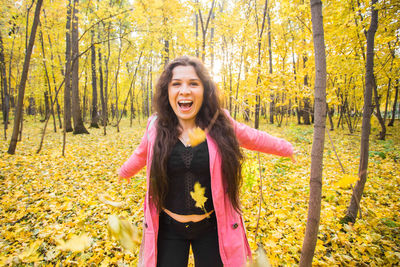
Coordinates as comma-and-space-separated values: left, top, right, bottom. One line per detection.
150, 56, 244, 212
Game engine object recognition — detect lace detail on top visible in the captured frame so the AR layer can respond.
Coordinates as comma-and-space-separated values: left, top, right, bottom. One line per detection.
181, 145, 193, 169
165, 139, 214, 215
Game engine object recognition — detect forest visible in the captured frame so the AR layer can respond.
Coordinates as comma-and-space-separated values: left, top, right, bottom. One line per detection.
0, 0, 399, 266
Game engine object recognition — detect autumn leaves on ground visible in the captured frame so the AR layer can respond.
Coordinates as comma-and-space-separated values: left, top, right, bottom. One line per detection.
0, 117, 399, 266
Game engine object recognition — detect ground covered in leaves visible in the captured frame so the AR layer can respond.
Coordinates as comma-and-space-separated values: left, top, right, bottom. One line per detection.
0, 116, 399, 266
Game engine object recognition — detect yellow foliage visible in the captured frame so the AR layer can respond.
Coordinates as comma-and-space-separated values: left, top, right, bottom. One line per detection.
188, 127, 206, 147
247, 244, 272, 267
18, 240, 43, 263
335, 173, 359, 188
107, 215, 141, 251
56, 233, 91, 252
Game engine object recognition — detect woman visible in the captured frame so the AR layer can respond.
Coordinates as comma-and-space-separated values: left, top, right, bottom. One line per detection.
119, 56, 294, 267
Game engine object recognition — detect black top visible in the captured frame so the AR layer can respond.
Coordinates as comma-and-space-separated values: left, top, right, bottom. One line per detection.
164, 139, 214, 215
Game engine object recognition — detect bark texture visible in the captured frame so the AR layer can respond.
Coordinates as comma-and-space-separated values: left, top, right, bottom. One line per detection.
0, 32, 10, 139
299, 0, 326, 265
90, 30, 99, 128
71, 0, 88, 134
64, 0, 73, 132
388, 81, 398, 126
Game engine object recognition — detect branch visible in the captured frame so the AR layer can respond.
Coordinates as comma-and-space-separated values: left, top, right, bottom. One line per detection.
204, 0, 216, 34
78, 8, 134, 42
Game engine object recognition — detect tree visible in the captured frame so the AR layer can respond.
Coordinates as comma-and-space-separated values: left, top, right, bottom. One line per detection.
64, 0, 73, 132
343, 0, 378, 224
0, 31, 10, 140
196, 0, 216, 62
90, 30, 99, 128
299, 0, 326, 265
8, 0, 43, 154
254, 0, 268, 129
388, 80, 398, 126
71, 0, 88, 134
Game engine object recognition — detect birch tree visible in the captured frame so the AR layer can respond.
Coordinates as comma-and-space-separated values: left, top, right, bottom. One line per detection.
299, 0, 326, 265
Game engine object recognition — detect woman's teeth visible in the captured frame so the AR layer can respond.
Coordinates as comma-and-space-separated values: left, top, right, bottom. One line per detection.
178, 101, 193, 108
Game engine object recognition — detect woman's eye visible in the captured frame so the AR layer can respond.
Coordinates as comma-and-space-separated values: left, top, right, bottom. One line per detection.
172, 82, 180, 86
190, 82, 199, 86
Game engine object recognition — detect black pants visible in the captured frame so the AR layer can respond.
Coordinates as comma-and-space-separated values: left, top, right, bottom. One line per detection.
157, 211, 223, 267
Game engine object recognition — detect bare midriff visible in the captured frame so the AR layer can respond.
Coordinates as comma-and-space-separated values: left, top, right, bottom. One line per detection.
163, 208, 214, 223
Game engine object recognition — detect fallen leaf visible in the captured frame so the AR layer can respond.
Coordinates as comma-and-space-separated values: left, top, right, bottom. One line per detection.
56, 233, 91, 252
107, 215, 140, 251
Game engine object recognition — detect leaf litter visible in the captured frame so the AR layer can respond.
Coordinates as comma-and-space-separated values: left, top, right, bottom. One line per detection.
0, 118, 399, 265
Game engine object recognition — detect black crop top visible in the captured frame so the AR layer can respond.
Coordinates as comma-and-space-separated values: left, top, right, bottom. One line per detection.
164, 139, 214, 215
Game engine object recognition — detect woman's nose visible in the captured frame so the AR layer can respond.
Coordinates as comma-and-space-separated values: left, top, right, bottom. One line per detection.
179, 84, 190, 94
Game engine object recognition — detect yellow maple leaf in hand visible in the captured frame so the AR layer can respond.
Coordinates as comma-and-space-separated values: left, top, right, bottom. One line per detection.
188, 127, 206, 147
190, 182, 208, 213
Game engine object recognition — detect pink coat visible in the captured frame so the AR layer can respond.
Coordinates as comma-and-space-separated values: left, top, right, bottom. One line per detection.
119, 112, 293, 267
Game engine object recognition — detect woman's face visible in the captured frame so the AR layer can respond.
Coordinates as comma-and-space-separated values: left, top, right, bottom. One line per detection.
168, 65, 204, 126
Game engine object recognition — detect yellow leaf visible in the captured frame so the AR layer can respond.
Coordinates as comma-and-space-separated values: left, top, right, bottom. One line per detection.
188, 127, 206, 147
190, 182, 208, 213
98, 194, 124, 208
107, 215, 140, 251
247, 244, 272, 267
19, 240, 42, 263
335, 174, 359, 188
56, 233, 91, 252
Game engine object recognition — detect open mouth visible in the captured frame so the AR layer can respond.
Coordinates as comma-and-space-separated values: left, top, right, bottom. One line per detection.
178, 100, 193, 110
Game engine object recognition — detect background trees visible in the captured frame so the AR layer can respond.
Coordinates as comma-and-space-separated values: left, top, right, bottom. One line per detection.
0, 0, 398, 136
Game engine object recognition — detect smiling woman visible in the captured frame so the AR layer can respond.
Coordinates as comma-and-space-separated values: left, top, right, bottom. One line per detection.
118, 56, 294, 267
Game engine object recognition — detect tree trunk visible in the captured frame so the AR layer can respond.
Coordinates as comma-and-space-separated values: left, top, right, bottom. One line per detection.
44, 91, 50, 121
195, 13, 199, 58
344, 0, 378, 224
90, 30, 99, 128
383, 78, 391, 123
64, 0, 73, 132
302, 53, 311, 125
254, 0, 268, 129
234, 46, 244, 120
44, 15, 63, 129
71, 0, 88, 134
0, 32, 10, 140
327, 104, 334, 131
372, 77, 385, 140
303, 98, 311, 125
197, 0, 216, 62
210, 13, 215, 74
388, 80, 398, 126
8, 0, 43, 154
39, 29, 56, 131
98, 28, 106, 133
267, 7, 274, 125
82, 74, 87, 122
103, 22, 112, 135
114, 25, 123, 132
299, 0, 326, 265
